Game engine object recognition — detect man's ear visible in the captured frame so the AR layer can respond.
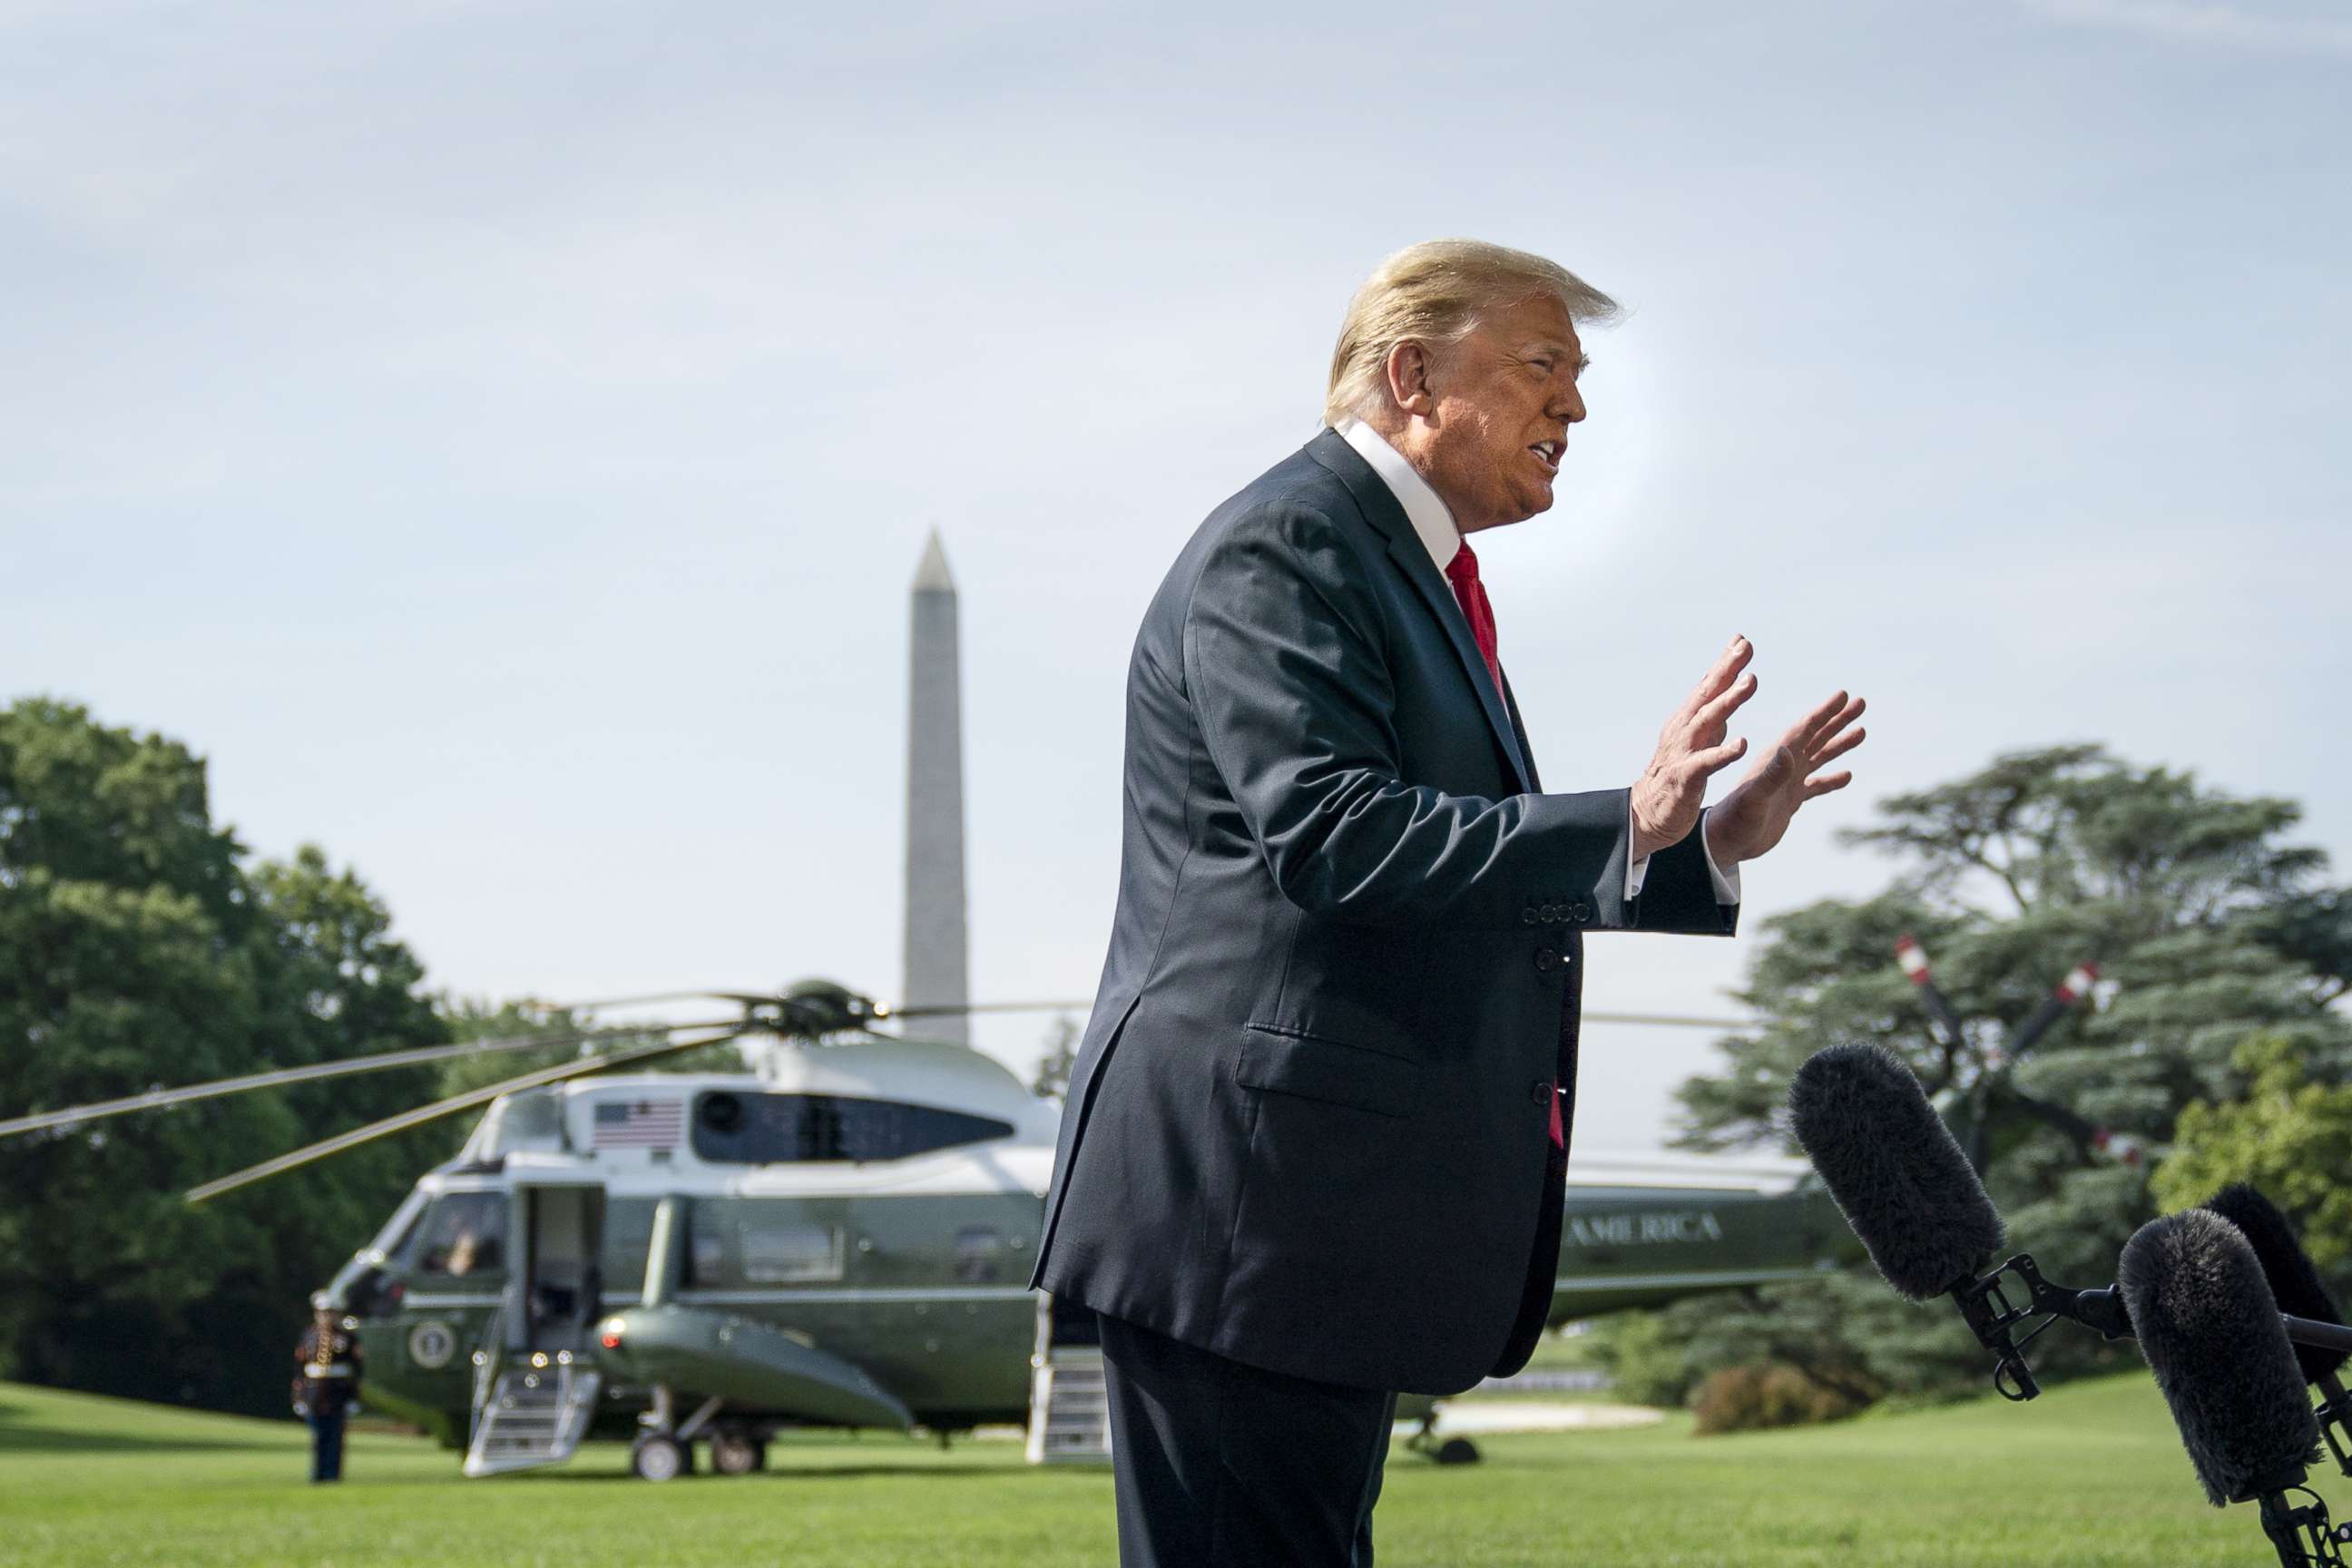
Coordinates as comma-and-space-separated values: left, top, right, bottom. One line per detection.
1384, 340, 1436, 419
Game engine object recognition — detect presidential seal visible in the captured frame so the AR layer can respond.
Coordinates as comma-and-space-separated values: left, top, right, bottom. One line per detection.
407, 1319, 457, 1370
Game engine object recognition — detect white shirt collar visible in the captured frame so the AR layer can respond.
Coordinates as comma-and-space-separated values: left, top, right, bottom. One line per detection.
1335, 417, 1460, 572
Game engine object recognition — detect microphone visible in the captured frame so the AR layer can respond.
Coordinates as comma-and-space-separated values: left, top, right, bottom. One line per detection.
2204, 1183, 2352, 1476
1789, 1044, 2050, 1395
1788, 1044, 2352, 1405
2121, 1210, 2342, 1565
1788, 1043, 2004, 1302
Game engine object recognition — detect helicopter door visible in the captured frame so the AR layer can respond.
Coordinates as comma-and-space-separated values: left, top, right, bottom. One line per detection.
509, 1184, 606, 1354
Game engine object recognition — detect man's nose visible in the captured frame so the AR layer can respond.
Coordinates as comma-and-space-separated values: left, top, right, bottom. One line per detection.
1552, 386, 1586, 424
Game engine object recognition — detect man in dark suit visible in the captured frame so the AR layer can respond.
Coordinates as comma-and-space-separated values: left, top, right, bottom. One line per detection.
1030, 239, 1867, 1566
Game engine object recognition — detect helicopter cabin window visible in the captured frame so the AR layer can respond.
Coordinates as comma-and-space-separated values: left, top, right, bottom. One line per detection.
403, 1191, 506, 1279
955, 1226, 1007, 1283
684, 1200, 844, 1288
599, 1197, 659, 1301
742, 1219, 842, 1284
691, 1090, 1014, 1164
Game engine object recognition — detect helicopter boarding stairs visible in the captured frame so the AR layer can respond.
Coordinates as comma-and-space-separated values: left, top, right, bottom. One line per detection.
1026, 1292, 1112, 1464
467, 1364, 603, 1475
465, 1300, 604, 1477
465, 1181, 610, 1476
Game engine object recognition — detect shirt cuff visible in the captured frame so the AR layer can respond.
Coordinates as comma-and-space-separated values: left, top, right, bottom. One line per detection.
1625, 798, 1648, 900
1700, 811, 1741, 905
1626, 807, 1744, 905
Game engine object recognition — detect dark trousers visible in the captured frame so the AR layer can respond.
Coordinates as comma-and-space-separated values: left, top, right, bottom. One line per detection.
306, 1410, 345, 1483
1098, 1311, 1400, 1568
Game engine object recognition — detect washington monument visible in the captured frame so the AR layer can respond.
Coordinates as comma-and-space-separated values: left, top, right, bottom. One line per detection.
902, 530, 969, 1043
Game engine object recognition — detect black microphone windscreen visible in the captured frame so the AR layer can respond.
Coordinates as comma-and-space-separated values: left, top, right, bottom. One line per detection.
2120, 1210, 2318, 1505
2201, 1183, 2348, 1385
1788, 1043, 2004, 1301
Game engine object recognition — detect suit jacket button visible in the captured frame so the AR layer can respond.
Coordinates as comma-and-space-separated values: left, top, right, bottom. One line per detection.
1534, 947, 1558, 972
1521, 906, 1538, 926
1529, 1079, 1553, 1106
1573, 901, 1593, 924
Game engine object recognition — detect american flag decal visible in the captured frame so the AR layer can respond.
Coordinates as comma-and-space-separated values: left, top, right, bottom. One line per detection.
593, 1099, 682, 1149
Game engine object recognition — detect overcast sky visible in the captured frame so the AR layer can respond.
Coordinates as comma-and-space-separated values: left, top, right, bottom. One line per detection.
5, 0, 2346, 1155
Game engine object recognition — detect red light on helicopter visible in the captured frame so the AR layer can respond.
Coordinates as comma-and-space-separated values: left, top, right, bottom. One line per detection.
600, 1328, 623, 1350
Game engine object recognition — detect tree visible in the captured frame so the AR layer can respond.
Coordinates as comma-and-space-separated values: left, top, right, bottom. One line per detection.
2154, 1034, 2352, 1281
1657, 745, 2352, 1403
0, 699, 450, 1414
1032, 1014, 1081, 1099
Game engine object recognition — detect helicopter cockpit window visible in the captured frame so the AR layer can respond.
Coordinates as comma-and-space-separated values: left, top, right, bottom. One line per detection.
691, 1091, 1013, 1164
364, 1192, 426, 1269
403, 1191, 507, 1279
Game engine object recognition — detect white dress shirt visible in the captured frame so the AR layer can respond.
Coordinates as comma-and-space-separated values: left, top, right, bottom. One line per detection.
1335, 417, 1740, 906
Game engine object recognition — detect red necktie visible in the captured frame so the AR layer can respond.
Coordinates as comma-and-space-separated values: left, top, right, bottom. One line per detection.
1443, 540, 1504, 702
1444, 540, 1563, 1148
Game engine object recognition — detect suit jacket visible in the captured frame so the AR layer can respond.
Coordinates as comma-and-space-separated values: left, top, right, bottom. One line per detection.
1029, 428, 1737, 1396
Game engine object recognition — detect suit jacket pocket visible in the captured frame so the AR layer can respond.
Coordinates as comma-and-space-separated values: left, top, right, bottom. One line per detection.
1234, 1024, 1422, 1120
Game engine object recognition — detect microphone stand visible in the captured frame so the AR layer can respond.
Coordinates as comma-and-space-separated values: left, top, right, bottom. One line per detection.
2024, 1263, 2352, 1482
1954, 1253, 2352, 1396
2318, 1373, 2352, 1479
2255, 1486, 2351, 1568
1949, 1254, 2352, 1564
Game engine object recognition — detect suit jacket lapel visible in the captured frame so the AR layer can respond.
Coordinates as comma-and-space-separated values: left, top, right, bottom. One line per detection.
1305, 429, 1534, 794
1501, 672, 1542, 793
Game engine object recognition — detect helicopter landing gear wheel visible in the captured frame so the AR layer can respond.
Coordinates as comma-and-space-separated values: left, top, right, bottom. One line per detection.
709, 1428, 767, 1476
1433, 1436, 1480, 1465
631, 1433, 691, 1482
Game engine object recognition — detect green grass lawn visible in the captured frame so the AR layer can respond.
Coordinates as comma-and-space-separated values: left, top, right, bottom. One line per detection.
0, 1374, 2317, 1566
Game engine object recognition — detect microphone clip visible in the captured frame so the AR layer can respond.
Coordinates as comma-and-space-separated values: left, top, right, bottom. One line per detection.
2313, 1378, 2352, 1482
2256, 1487, 2348, 1568
1952, 1256, 2050, 1402
1953, 1253, 2138, 1401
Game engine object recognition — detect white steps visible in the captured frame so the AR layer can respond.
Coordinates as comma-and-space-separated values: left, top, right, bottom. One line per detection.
465, 1366, 603, 1477
1026, 1348, 1111, 1463
1026, 1293, 1111, 1465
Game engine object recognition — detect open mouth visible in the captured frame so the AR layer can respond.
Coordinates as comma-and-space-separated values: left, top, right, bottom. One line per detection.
1528, 440, 1563, 474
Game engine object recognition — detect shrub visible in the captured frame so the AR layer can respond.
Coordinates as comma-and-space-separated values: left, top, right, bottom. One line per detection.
1589, 1310, 1699, 1408
1690, 1363, 1872, 1435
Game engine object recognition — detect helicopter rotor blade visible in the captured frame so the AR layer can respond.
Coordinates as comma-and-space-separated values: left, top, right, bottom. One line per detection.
1895, 935, 1972, 1089
1579, 1011, 1757, 1030
571, 994, 1102, 1022
0, 1023, 700, 1142
879, 1001, 1757, 1027
878, 999, 1095, 1019
2001, 959, 2101, 1061
559, 990, 779, 1012
850, 1027, 998, 1052
183, 1026, 746, 1206
573, 991, 1762, 1033
869, 1009, 1756, 1034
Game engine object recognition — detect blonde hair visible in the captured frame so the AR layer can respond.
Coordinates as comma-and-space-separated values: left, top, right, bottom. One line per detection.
1324, 240, 1620, 426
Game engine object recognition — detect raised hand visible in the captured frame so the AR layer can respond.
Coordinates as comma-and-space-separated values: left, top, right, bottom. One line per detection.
1630, 636, 1758, 861
1703, 688, 1867, 867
